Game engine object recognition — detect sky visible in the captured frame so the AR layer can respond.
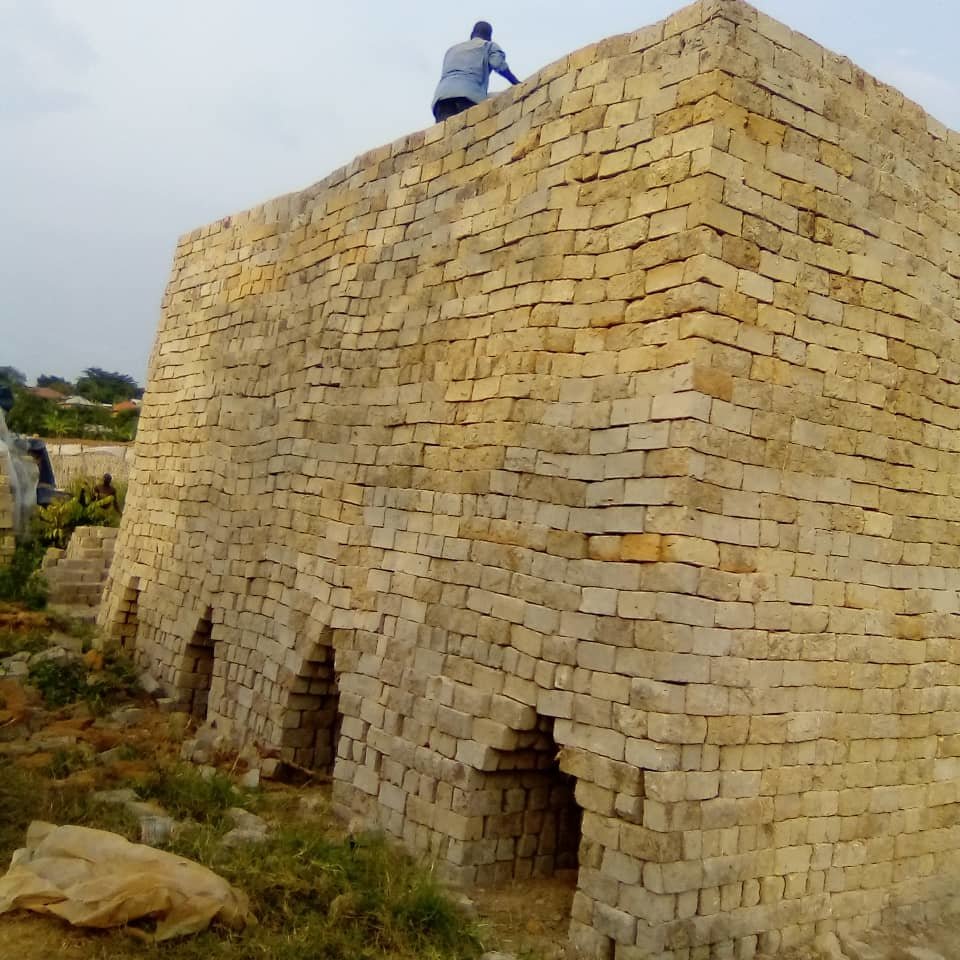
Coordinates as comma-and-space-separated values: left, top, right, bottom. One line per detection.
3, 0, 959, 387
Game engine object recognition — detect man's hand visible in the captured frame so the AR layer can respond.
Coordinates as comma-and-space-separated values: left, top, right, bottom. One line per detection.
502, 68, 521, 86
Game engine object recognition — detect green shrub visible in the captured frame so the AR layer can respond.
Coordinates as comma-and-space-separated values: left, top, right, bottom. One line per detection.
33, 478, 123, 549
28, 659, 88, 706
28, 653, 140, 711
0, 540, 48, 608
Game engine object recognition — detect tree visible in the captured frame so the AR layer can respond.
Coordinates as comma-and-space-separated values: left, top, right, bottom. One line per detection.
6, 389, 53, 435
41, 407, 76, 439
74, 368, 142, 404
111, 407, 141, 441
36, 374, 74, 394
0, 367, 26, 389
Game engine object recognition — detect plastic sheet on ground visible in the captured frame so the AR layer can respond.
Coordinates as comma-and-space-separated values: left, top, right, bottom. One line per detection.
0, 821, 251, 940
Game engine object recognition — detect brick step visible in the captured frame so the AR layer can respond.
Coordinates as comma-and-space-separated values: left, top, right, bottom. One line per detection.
47, 579, 107, 594
46, 571, 106, 586
47, 565, 103, 579
47, 603, 98, 623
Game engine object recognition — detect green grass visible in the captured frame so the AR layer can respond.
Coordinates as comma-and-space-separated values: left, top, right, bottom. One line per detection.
135, 765, 251, 827
0, 761, 485, 960
148, 826, 482, 960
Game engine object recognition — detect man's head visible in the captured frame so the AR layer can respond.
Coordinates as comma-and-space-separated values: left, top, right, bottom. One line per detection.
471, 21, 493, 41
103, 474, 112, 486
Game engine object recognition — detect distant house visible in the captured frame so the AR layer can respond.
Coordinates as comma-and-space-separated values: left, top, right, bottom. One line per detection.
112, 399, 140, 413
61, 395, 96, 408
30, 387, 67, 402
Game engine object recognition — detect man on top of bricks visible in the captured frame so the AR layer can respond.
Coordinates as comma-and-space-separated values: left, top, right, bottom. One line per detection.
431, 21, 520, 123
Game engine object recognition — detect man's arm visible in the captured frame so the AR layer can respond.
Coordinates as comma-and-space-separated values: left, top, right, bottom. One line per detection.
488, 43, 520, 86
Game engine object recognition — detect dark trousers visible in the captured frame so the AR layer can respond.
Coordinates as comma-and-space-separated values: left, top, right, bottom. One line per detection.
433, 97, 475, 122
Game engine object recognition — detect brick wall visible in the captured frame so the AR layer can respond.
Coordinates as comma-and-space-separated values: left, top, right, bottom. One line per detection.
101, 1, 960, 956
46, 443, 134, 488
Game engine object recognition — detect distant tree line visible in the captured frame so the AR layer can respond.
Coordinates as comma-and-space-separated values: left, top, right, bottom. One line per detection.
0, 366, 142, 442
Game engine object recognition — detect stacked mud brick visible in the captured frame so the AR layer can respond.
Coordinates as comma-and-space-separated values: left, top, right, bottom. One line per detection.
42, 526, 118, 607
0, 459, 13, 561
101, 1, 960, 956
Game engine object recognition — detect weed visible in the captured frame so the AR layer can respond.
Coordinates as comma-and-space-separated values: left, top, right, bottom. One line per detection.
46, 611, 98, 648
83, 654, 140, 711
0, 627, 49, 657
27, 652, 140, 712
46, 746, 93, 780
134, 765, 251, 826
115, 742, 145, 761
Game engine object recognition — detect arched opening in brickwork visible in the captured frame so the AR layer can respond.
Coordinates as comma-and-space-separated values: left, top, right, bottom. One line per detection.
178, 607, 217, 720
471, 714, 582, 886
279, 638, 340, 775
110, 578, 140, 651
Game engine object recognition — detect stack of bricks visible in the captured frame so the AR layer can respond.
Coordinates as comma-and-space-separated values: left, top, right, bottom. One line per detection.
0, 453, 13, 562
0, 411, 19, 560
109, 576, 141, 650
100, 1, 960, 957
43, 525, 118, 607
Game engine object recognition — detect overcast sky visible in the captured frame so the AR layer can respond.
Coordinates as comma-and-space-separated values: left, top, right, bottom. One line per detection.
3, 0, 959, 386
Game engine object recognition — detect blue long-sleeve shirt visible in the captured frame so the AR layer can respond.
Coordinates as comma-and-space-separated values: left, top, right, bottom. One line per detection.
431, 38, 512, 111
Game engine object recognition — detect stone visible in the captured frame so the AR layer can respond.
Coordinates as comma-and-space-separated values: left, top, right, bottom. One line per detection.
813, 933, 846, 960
225, 808, 268, 834
220, 828, 268, 848
238, 768, 260, 790
96, 745, 129, 765
0, 660, 29, 679
28, 647, 76, 667
110, 707, 146, 728
92, 788, 139, 806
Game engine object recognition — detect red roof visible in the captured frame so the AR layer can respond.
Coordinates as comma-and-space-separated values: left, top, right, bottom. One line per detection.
112, 399, 139, 413
31, 387, 67, 401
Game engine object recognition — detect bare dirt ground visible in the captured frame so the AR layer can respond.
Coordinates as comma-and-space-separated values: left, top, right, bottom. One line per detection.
473, 870, 578, 959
